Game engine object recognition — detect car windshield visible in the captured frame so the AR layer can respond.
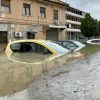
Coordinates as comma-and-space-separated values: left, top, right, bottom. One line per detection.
71, 40, 84, 47
91, 40, 100, 43
44, 41, 70, 54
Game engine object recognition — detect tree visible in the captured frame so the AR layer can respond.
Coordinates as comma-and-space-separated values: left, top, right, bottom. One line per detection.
80, 13, 96, 39
96, 21, 100, 37
93, 20, 99, 37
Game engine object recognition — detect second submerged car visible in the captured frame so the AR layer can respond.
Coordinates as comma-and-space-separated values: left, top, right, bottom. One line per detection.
54, 40, 85, 52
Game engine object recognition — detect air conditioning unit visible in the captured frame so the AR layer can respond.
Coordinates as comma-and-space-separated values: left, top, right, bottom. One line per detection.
14, 32, 23, 38
53, 20, 60, 25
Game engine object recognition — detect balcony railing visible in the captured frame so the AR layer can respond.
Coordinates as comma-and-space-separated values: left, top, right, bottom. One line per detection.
53, 19, 64, 26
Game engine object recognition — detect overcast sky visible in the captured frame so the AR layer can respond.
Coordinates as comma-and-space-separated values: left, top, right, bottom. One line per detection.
62, 0, 100, 20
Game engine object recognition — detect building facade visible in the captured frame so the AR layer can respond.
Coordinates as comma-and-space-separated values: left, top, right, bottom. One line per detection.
65, 6, 86, 41
0, 0, 68, 43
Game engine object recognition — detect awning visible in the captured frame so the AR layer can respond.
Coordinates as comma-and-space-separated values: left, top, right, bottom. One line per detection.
49, 25, 66, 29
67, 28, 81, 32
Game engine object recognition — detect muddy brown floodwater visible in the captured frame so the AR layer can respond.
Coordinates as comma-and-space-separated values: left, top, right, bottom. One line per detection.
0, 44, 51, 97
28, 44, 100, 100
0, 43, 100, 100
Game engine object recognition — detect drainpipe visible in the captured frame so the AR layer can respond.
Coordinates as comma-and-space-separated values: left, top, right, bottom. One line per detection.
38, 16, 40, 34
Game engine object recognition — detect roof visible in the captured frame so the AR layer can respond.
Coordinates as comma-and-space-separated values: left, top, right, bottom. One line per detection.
50, 0, 69, 6
68, 5, 86, 13
38, 0, 69, 7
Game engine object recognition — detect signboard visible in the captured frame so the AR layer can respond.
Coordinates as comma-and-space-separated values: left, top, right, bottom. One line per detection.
30, 25, 37, 33
0, 24, 9, 31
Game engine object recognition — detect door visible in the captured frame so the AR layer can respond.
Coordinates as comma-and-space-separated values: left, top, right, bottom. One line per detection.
27, 32, 35, 39
0, 31, 8, 43
46, 29, 58, 41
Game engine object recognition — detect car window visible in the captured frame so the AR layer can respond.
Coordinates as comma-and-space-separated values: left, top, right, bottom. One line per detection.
72, 41, 84, 46
63, 42, 77, 50
91, 40, 100, 43
20, 43, 35, 52
56, 42, 62, 45
10, 42, 52, 54
45, 41, 70, 54
10, 43, 21, 52
33, 43, 52, 54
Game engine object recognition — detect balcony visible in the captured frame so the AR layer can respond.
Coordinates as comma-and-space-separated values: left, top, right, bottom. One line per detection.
67, 20, 81, 25
49, 19, 66, 29
67, 28, 81, 32
53, 20, 61, 26
66, 11, 85, 19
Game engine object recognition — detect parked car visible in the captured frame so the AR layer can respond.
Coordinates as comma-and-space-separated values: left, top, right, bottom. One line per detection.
5, 40, 70, 56
87, 39, 100, 45
54, 40, 85, 52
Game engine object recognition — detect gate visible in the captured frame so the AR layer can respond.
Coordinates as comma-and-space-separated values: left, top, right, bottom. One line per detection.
0, 31, 8, 43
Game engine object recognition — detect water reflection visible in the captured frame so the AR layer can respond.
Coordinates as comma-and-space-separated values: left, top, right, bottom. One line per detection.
0, 51, 74, 96
10, 53, 51, 63
0, 47, 53, 97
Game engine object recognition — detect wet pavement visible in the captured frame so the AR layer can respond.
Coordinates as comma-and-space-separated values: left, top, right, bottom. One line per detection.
0, 43, 100, 100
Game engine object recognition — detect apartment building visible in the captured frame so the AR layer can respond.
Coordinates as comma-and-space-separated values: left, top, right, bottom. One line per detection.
65, 6, 86, 41
0, 0, 68, 43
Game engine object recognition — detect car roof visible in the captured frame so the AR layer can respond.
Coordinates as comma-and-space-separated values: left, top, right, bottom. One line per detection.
56, 40, 76, 42
87, 39, 100, 44
9, 39, 48, 44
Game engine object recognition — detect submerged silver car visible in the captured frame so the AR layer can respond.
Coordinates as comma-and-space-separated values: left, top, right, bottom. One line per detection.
87, 39, 100, 45
54, 40, 85, 52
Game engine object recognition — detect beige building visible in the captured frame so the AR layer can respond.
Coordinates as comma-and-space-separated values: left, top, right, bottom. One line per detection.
0, 0, 68, 43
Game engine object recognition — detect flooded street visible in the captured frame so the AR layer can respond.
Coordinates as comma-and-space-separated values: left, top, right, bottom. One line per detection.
0, 43, 100, 100
28, 44, 100, 100
0, 44, 51, 97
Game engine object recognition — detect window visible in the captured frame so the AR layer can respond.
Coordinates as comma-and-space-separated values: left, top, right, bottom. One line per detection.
23, 3, 31, 16
11, 43, 21, 52
69, 24, 71, 28
67, 24, 69, 28
45, 41, 69, 54
53, 10, 58, 20
63, 42, 77, 50
1, 0, 11, 13
40, 7, 46, 18
11, 42, 52, 54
